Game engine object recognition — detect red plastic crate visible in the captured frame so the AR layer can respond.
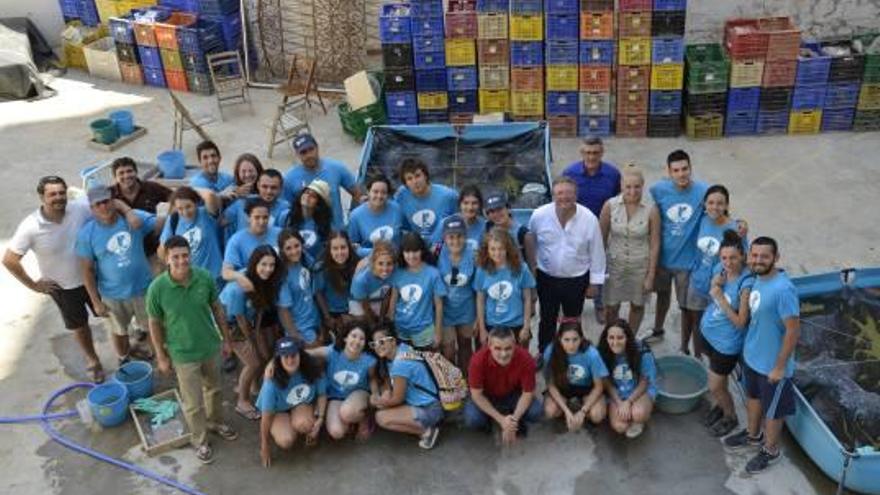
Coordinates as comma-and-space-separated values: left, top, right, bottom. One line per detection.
617, 65, 651, 92
154, 12, 196, 50
477, 39, 509, 65
580, 11, 614, 40
119, 61, 143, 85
165, 68, 189, 91
133, 20, 158, 47
549, 115, 578, 137
758, 17, 801, 61
619, 11, 652, 38
616, 112, 649, 137
450, 113, 475, 124
448, 0, 477, 11
579, 65, 612, 91
618, 0, 651, 11
724, 18, 768, 60
761, 60, 797, 87
616, 90, 649, 114
511, 66, 544, 91
446, 11, 478, 38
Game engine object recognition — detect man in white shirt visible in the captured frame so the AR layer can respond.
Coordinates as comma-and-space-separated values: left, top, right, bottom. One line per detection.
528, 176, 606, 355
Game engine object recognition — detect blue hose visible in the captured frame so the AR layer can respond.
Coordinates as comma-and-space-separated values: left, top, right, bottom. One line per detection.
0, 382, 206, 495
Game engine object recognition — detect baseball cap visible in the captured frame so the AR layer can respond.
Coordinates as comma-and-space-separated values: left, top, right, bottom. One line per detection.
442, 215, 466, 236
305, 179, 331, 205
291, 133, 318, 153
87, 185, 112, 205
485, 191, 508, 211
275, 336, 299, 357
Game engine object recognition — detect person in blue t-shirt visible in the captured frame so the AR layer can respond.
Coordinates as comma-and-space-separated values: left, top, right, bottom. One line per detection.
257, 337, 327, 468
307, 321, 378, 441
369, 325, 443, 450
222, 198, 281, 289
393, 157, 458, 243
700, 230, 754, 437
76, 185, 157, 365
219, 246, 285, 421
436, 215, 477, 369
723, 237, 800, 475
160, 186, 223, 281
189, 140, 235, 198
484, 191, 537, 274
349, 241, 396, 326
647, 149, 709, 342
348, 174, 404, 258
390, 233, 446, 349
431, 184, 487, 252
222, 169, 290, 237
314, 232, 360, 339
285, 179, 333, 265
598, 319, 657, 439
277, 230, 321, 346
282, 134, 361, 230
474, 227, 536, 346
543, 320, 608, 431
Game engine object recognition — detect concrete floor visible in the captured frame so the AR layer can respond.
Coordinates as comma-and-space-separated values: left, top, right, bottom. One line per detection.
1, 70, 878, 495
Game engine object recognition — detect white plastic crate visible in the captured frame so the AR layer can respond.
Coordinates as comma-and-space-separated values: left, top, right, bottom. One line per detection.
84, 37, 122, 81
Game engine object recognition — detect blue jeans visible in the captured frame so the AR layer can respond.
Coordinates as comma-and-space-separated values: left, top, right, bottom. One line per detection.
463, 392, 543, 430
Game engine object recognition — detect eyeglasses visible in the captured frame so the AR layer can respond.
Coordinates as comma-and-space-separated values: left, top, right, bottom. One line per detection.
369, 336, 395, 349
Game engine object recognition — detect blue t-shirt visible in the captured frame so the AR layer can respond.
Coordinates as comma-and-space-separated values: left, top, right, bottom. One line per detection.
473, 262, 536, 328
288, 216, 324, 266
313, 266, 351, 314
350, 267, 392, 303
324, 346, 377, 400
394, 184, 458, 242
223, 227, 281, 271
278, 263, 320, 343
160, 207, 223, 278
432, 215, 487, 252
282, 158, 356, 230
542, 345, 609, 388
649, 179, 709, 270
348, 202, 404, 258
690, 217, 743, 297
75, 211, 156, 299
222, 196, 290, 235
562, 161, 621, 218
437, 245, 477, 327
189, 170, 235, 193
610, 349, 658, 400
743, 271, 800, 377
391, 265, 447, 336
701, 266, 756, 356
256, 372, 327, 413
390, 343, 438, 407
218, 280, 255, 323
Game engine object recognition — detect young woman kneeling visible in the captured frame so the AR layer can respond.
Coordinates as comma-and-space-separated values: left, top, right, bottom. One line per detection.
598, 320, 657, 438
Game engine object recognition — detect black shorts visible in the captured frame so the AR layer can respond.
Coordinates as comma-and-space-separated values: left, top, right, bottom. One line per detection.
701, 335, 739, 376
743, 365, 796, 419
48, 286, 95, 330
561, 384, 593, 400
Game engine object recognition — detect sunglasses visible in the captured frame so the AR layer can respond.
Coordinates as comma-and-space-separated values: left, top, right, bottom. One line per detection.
369, 336, 395, 349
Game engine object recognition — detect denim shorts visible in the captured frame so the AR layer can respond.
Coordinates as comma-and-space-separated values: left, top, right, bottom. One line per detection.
412, 401, 444, 429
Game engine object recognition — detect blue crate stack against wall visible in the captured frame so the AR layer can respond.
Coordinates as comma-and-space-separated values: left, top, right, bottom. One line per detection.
648, 0, 685, 137
445, 0, 477, 123
789, 42, 829, 132
544, 0, 578, 137
578, 0, 614, 137
381, 4, 419, 125
411, 1, 447, 123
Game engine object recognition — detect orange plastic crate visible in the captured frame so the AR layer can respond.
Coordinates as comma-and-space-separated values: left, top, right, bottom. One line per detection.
616, 112, 648, 137
725, 18, 768, 60
119, 61, 143, 85
619, 11, 652, 38
477, 39, 509, 65
579, 66, 612, 91
510, 113, 544, 122
154, 12, 196, 51
446, 11, 478, 39
549, 115, 578, 137
758, 17, 801, 62
616, 90, 649, 114
511, 67, 544, 91
133, 19, 158, 47
618, 65, 651, 91
165, 68, 188, 92
580, 12, 614, 40
761, 60, 796, 87
450, 113, 475, 125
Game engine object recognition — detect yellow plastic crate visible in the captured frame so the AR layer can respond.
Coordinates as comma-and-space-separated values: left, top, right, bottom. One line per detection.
857, 83, 880, 110
788, 110, 822, 134
510, 91, 544, 115
546, 65, 578, 91
650, 63, 684, 90
160, 48, 184, 71
477, 12, 508, 40
729, 59, 765, 88
510, 14, 543, 41
479, 64, 510, 90
445, 39, 476, 66
417, 92, 449, 110
117, 0, 156, 12
619, 37, 651, 66
685, 113, 723, 139
479, 89, 510, 113
96, 0, 121, 23
63, 42, 88, 69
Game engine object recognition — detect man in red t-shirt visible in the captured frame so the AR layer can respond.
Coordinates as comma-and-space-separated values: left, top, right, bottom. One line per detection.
464, 328, 543, 445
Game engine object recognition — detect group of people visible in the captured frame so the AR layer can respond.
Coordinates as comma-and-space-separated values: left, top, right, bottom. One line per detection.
4, 134, 800, 475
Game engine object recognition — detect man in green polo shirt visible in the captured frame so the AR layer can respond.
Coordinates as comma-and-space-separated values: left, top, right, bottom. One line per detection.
147, 235, 238, 464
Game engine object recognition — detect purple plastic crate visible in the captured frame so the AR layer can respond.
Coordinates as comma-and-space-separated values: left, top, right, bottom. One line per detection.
545, 13, 579, 40
544, 0, 578, 13
449, 90, 478, 112
547, 91, 578, 114
447, 66, 478, 90
415, 68, 448, 92
652, 37, 685, 64
727, 87, 761, 113
578, 115, 612, 136
511, 41, 544, 66
824, 81, 860, 109
143, 66, 167, 87
724, 110, 758, 136
579, 40, 614, 65
545, 40, 578, 64
650, 90, 683, 114
792, 84, 827, 110
137, 45, 163, 69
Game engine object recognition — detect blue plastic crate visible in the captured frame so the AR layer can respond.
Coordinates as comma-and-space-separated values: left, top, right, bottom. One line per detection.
178, 19, 224, 55
389, 115, 419, 125
796, 42, 831, 86
824, 82, 860, 109
477, 0, 509, 11
59, 0, 79, 19
410, 0, 444, 17
379, 4, 413, 43
77, 0, 100, 26
544, 0, 578, 13
410, 16, 444, 37
511, 41, 544, 66
792, 84, 827, 110
650, 90, 683, 114
415, 68, 448, 92
182, 49, 211, 73
653, 0, 686, 11
579, 40, 614, 65
418, 109, 449, 123
137, 45, 163, 69
724, 110, 758, 136
414, 50, 446, 70
158, 0, 199, 12
109, 14, 137, 44
546, 91, 578, 114
652, 37, 685, 64
203, 11, 242, 50
756, 109, 790, 134
511, 0, 542, 12
545, 40, 578, 65
386, 91, 418, 119
727, 87, 761, 113
449, 90, 479, 112
199, 0, 239, 16
412, 34, 444, 54
143, 66, 167, 87
545, 13, 579, 40
447, 66, 478, 90
578, 115, 612, 136
821, 107, 855, 131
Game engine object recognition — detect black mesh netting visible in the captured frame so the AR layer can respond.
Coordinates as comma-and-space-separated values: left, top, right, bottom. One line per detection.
795, 286, 880, 451
363, 126, 552, 209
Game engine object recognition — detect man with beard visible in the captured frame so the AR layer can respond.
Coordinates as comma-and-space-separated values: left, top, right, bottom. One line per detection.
190, 140, 236, 199
222, 168, 290, 234
109, 156, 171, 257
723, 237, 800, 474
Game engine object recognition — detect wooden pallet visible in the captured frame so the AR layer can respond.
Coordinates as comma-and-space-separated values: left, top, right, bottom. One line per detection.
87, 126, 148, 151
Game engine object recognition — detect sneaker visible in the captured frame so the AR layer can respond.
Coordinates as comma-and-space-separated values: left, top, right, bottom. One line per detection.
644, 328, 665, 342
212, 424, 239, 441
745, 447, 781, 474
710, 416, 739, 438
195, 443, 214, 464
723, 429, 764, 449
625, 423, 644, 438
702, 405, 723, 427
418, 426, 440, 450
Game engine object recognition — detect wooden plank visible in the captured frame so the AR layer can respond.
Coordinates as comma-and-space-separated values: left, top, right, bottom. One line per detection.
87, 126, 148, 151
129, 388, 192, 456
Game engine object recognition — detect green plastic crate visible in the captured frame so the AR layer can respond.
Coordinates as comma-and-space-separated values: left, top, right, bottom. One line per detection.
685, 43, 730, 94
338, 100, 387, 141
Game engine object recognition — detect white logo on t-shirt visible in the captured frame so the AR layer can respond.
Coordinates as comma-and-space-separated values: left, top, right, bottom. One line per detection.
613, 363, 633, 382
286, 383, 311, 406
369, 225, 394, 243
299, 269, 311, 291
300, 229, 317, 248
106, 231, 132, 256
182, 227, 203, 251
399, 283, 423, 314
697, 236, 720, 256
411, 209, 436, 230
749, 290, 762, 313
567, 364, 587, 382
666, 203, 694, 224
333, 370, 360, 388
712, 293, 733, 318
488, 281, 514, 314
466, 238, 479, 251
444, 271, 470, 287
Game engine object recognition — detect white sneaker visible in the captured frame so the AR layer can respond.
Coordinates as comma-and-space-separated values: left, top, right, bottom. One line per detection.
625, 423, 644, 439
418, 426, 440, 450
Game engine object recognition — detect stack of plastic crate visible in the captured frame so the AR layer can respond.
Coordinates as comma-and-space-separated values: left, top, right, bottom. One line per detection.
577, 0, 613, 136
76, 0, 101, 27
410, 1, 447, 123
791, 42, 831, 133
476, 0, 510, 121
648, 0, 685, 137
723, 19, 766, 135
199, 0, 241, 51
820, 38, 865, 132
444, 0, 477, 124
381, 4, 419, 125
153, 12, 196, 92
110, 10, 145, 85
543, 0, 579, 137
616, 0, 651, 137
683, 43, 729, 139
854, 33, 880, 131
178, 18, 224, 94
132, 6, 174, 87
59, 0, 81, 23
507, 0, 543, 119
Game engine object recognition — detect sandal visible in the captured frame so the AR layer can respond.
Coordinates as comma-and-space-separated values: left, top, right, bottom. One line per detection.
235, 404, 261, 421
86, 363, 105, 384
195, 443, 214, 464
212, 423, 239, 441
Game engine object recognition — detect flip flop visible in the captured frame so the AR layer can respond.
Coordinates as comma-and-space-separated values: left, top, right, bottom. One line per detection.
87, 364, 105, 384
235, 405, 261, 421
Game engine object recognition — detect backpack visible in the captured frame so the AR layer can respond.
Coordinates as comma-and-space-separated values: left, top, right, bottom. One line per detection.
400, 350, 469, 411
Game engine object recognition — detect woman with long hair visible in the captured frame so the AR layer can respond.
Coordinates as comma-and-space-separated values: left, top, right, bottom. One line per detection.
349, 240, 395, 327
348, 174, 403, 257
436, 215, 477, 369
314, 231, 360, 339
277, 229, 322, 347
286, 179, 332, 265
232, 153, 264, 197
432, 184, 487, 252
389, 232, 446, 349
598, 319, 657, 438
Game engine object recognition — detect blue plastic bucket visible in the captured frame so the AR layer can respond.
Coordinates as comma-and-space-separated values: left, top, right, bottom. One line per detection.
109, 110, 135, 135
90, 118, 119, 144
113, 360, 153, 400
87, 382, 130, 427
655, 355, 708, 414
157, 150, 186, 179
